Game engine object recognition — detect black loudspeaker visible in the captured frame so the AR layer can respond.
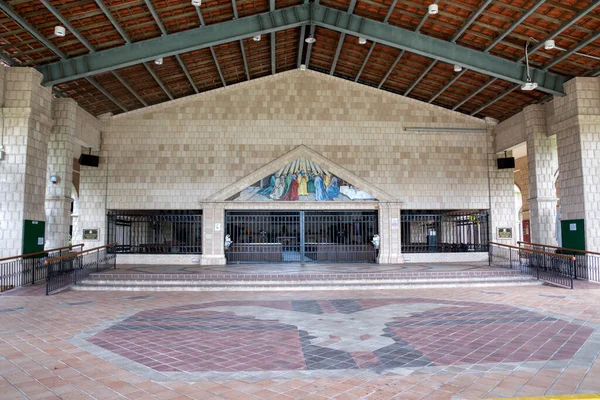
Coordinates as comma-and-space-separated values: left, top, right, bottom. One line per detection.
497, 157, 515, 169
79, 154, 99, 167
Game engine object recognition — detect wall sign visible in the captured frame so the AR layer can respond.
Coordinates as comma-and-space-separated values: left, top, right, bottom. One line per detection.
497, 227, 513, 239
391, 218, 399, 230
83, 229, 99, 240
215, 223, 221, 232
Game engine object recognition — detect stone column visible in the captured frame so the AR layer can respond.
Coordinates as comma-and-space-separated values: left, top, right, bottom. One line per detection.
200, 202, 226, 265
0, 68, 53, 258
553, 77, 600, 251
44, 98, 76, 249
488, 118, 517, 245
378, 202, 403, 264
524, 104, 558, 246
75, 113, 109, 247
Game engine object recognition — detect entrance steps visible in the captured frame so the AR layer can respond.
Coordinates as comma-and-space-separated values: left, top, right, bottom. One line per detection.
73, 269, 541, 292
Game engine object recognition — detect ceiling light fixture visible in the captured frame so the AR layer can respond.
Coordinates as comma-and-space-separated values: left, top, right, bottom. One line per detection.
305, 35, 316, 44
154, 58, 163, 65
521, 39, 538, 91
191, 0, 201, 6
253, 35, 261, 41
544, 40, 555, 50
358, 37, 367, 45
54, 26, 66, 37
454, 64, 462, 72
428, 4, 438, 15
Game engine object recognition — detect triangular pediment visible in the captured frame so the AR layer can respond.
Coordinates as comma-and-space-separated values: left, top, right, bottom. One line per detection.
206, 145, 395, 202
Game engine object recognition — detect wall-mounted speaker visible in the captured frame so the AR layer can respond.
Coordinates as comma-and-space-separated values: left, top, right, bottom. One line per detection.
79, 154, 99, 167
497, 157, 515, 169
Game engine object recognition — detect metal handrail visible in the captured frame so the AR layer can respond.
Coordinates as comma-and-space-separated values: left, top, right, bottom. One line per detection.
44, 243, 116, 264
0, 244, 84, 262
489, 241, 576, 261
518, 241, 600, 256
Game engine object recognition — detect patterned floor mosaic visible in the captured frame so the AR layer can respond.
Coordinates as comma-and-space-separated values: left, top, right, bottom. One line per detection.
73, 297, 597, 381
2, 276, 600, 399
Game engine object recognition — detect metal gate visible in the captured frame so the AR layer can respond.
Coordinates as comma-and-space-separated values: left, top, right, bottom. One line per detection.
225, 211, 378, 263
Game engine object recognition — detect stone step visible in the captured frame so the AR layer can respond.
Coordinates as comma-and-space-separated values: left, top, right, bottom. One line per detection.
73, 275, 541, 292
86, 269, 522, 282
80, 275, 535, 286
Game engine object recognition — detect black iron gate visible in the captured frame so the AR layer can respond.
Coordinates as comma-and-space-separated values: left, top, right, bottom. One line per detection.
225, 211, 378, 263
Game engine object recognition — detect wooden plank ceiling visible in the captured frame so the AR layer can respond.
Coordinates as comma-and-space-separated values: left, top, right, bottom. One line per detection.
0, 0, 598, 120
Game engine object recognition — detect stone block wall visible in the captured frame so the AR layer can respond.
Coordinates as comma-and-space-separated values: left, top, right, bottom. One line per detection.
77, 71, 515, 257
494, 111, 525, 153
514, 156, 530, 218
0, 68, 53, 257
45, 99, 77, 249
553, 77, 600, 251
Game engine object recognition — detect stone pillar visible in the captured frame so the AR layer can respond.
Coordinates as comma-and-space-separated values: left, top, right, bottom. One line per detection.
488, 118, 517, 245
75, 113, 109, 247
524, 104, 558, 246
45, 98, 76, 249
0, 68, 53, 258
553, 77, 600, 251
378, 202, 403, 264
200, 202, 226, 265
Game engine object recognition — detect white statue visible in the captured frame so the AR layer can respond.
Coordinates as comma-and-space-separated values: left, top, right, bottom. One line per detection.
224, 234, 232, 249
372, 234, 380, 249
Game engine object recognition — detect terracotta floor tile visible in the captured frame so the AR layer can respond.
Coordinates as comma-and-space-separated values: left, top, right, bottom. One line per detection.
2, 268, 600, 400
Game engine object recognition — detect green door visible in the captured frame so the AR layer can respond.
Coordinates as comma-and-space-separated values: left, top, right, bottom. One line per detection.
561, 219, 585, 252
22, 220, 46, 256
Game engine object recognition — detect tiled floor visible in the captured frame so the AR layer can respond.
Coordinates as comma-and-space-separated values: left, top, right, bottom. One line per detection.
1, 268, 600, 399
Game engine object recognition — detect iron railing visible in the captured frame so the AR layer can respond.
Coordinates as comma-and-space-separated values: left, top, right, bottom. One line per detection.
225, 211, 378, 263
45, 244, 117, 295
518, 241, 600, 283
0, 244, 84, 292
489, 241, 575, 289
401, 210, 489, 253
107, 210, 202, 254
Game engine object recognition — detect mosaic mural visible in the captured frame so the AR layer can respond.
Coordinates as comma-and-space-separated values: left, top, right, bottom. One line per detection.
229, 158, 376, 201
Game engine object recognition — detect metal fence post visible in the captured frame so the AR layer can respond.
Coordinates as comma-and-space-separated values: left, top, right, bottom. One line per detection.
45, 261, 49, 295
571, 257, 576, 289
96, 250, 100, 273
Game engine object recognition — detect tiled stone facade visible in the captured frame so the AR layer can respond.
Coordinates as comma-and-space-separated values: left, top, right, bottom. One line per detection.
514, 156, 530, 220
77, 71, 515, 263
553, 77, 600, 251
487, 118, 516, 245
0, 68, 53, 258
45, 98, 77, 249
494, 111, 526, 153
524, 105, 558, 246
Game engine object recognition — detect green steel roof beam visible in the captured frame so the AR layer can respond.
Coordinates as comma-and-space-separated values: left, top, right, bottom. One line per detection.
0, 0, 126, 111
310, 4, 567, 96
38, 4, 311, 86
465, 0, 600, 116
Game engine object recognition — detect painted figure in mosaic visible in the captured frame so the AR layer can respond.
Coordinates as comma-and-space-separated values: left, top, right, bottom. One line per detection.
314, 174, 331, 201
307, 173, 316, 194
297, 172, 308, 196
280, 173, 293, 198
259, 174, 276, 196
326, 176, 340, 199
281, 174, 300, 201
270, 175, 286, 200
